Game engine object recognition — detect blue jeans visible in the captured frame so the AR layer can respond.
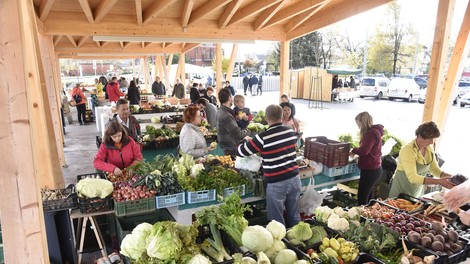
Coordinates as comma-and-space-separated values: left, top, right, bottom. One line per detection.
266, 175, 301, 228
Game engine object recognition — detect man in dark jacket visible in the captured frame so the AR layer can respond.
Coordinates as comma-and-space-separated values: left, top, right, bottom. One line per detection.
242, 75, 249, 95
172, 78, 185, 99
249, 75, 259, 96
189, 82, 200, 103
109, 99, 141, 144
225, 81, 235, 96
152, 76, 166, 96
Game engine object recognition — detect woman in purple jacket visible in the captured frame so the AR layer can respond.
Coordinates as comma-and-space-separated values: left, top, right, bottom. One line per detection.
350, 112, 384, 205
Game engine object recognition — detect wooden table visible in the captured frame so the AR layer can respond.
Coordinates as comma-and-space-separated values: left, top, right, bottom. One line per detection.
70, 209, 114, 264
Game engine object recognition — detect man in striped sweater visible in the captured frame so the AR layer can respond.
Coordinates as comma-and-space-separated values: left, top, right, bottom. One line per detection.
237, 104, 301, 227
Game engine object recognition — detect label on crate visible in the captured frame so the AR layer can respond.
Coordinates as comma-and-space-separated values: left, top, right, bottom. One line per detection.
197, 192, 209, 199
164, 196, 177, 204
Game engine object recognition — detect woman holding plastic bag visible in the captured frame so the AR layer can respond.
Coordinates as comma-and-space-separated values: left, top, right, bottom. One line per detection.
350, 112, 384, 205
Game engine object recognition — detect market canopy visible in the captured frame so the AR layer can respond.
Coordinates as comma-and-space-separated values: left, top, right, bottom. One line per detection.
327, 66, 362, 75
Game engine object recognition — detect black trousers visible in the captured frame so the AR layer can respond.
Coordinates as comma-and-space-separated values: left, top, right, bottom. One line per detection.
77, 103, 86, 124
257, 85, 262, 95
357, 167, 382, 205
243, 84, 249, 94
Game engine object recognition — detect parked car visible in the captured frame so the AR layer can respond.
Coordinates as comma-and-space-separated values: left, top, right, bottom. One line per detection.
458, 81, 470, 97
358, 77, 390, 100
388, 78, 420, 102
414, 77, 428, 89
418, 87, 459, 105
460, 92, 470, 107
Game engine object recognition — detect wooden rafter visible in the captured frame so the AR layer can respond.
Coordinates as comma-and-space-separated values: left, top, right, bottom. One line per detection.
263, 0, 326, 29
135, 0, 143, 25
77, 0, 94, 23
143, 0, 178, 25
286, 0, 392, 40
66, 35, 77, 47
284, 1, 328, 32
95, 41, 101, 47
120, 41, 124, 48
165, 42, 176, 48
123, 42, 132, 48
253, 0, 287, 31
101, 41, 109, 47
39, 0, 55, 21
182, 0, 196, 28
162, 42, 167, 48
77, 36, 89, 47
182, 42, 186, 48
94, 0, 119, 23
218, 0, 244, 29
188, 0, 232, 25
227, 0, 282, 27
53, 35, 62, 46
183, 43, 200, 53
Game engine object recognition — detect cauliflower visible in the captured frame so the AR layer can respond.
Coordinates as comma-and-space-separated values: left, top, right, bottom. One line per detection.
327, 214, 349, 232
143, 135, 151, 141
190, 164, 204, 177
347, 207, 361, 221
333, 207, 347, 218
314, 206, 332, 223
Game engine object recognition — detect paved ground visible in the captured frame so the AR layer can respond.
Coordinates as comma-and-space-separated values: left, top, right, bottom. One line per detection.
63, 89, 470, 184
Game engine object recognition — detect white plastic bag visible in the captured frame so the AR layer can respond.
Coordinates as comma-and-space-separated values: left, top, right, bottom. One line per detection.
382, 138, 397, 157
299, 177, 328, 214
309, 161, 323, 175
235, 155, 263, 172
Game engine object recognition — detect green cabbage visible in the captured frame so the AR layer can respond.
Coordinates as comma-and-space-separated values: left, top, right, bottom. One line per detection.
242, 225, 273, 253
286, 222, 312, 241
76, 178, 113, 198
120, 231, 148, 260
146, 223, 182, 260
266, 220, 286, 240
187, 254, 211, 264
274, 249, 297, 264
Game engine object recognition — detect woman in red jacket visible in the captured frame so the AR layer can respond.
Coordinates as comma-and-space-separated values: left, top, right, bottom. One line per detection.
350, 112, 384, 205
94, 121, 143, 176
72, 83, 87, 125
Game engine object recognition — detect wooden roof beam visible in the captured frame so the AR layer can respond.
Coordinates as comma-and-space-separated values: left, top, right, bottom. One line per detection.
94, 0, 119, 23
182, 0, 196, 28
218, 0, 244, 29
143, 0, 178, 25
253, 0, 287, 31
188, 0, 232, 25
120, 41, 124, 48
263, 0, 327, 29
135, 0, 143, 25
165, 42, 177, 48
227, 0, 283, 27
95, 41, 101, 47
183, 43, 200, 53
53, 35, 62, 46
101, 41, 109, 47
66, 35, 77, 47
77, 0, 94, 23
39, 0, 55, 21
77, 36, 89, 47
284, 1, 328, 32
286, 0, 392, 40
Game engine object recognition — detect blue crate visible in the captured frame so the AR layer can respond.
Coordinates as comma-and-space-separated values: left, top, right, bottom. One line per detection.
345, 163, 359, 174
186, 189, 216, 204
223, 185, 246, 197
322, 165, 347, 177
155, 192, 185, 209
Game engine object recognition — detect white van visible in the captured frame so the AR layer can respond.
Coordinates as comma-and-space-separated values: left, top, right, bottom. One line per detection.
388, 78, 420, 102
358, 77, 390, 100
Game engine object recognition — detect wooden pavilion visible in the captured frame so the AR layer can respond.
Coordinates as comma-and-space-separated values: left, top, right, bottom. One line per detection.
0, 0, 469, 262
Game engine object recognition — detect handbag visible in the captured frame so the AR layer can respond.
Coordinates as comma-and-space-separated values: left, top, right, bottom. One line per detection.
73, 93, 82, 103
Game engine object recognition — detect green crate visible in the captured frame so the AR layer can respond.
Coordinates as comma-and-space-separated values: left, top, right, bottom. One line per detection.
0, 244, 3, 264
114, 197, 156, 217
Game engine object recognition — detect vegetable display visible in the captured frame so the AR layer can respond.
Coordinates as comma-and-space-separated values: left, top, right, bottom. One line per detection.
374, 212, 430, 235
384, 198, 424, 212
247, 123, 267, 133
112, 180, 156, 202
319, 237, 360, 264
76, 178, 113, 199
360, 202, 396, 219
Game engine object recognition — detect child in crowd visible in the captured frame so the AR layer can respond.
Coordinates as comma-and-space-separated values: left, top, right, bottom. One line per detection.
206, 86, 218, 106
233, 95, 252, 130
280, 94, 296, 117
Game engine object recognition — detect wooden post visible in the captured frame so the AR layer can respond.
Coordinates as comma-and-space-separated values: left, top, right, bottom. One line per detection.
437, 0, 470, 132
422, 0, 455, 123
226, 44, 239, 83
280, 40, 290, 97
179, 53, 186, 85
167, 53, 174, 88
160, 55, 170, 95
132, 58, 136, 80
39, 34, 67, 169
216, 43, 223, 90
0, 0, 52, 261
143, 56, 150, 91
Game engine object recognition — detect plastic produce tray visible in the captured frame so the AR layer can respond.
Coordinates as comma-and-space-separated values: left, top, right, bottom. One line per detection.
155, 192, 185, 209
186, 189, 216, 204
42, 184, 78, 212
322, 190, 357, 208
114, 197, 156, 216
405, 235, 468, 264
78, 196, 114, 214
304, 136, 350, 167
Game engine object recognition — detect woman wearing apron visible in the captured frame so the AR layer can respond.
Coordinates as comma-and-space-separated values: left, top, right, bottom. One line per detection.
389, 121, 455, 198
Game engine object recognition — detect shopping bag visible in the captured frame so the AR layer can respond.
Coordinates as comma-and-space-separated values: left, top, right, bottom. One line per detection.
299, 177, 328, 215
235, 155, 263, 172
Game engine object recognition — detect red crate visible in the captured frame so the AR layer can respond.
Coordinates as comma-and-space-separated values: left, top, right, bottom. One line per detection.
304, 136, 350, 167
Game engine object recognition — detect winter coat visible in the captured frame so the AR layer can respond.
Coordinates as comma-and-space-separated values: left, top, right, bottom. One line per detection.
179, 123, 208, 159
72, 87, 86, 105
127, 86, 140, 105
110, 114, 141, 143
107, 81, 124, 102
93, 137, 143, 172
172, 83, 185, 99
249, 76, 259, 86
351, 124, 384, 169
217, 105, 250, 155
190, 87, 200, 103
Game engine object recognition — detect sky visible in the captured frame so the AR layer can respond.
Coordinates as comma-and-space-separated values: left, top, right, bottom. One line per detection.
222, 0, 468, 59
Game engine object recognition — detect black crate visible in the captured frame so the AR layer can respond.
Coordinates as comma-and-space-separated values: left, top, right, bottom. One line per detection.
78, 196, 114, 214
352, 253, 385, 264
42, 184, 78, 212
76, 172, 107, 181
405, 236, 467, 264
322, 190, 357, 208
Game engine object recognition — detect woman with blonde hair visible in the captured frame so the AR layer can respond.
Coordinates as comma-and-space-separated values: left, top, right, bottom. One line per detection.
350, 112, 384, 205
